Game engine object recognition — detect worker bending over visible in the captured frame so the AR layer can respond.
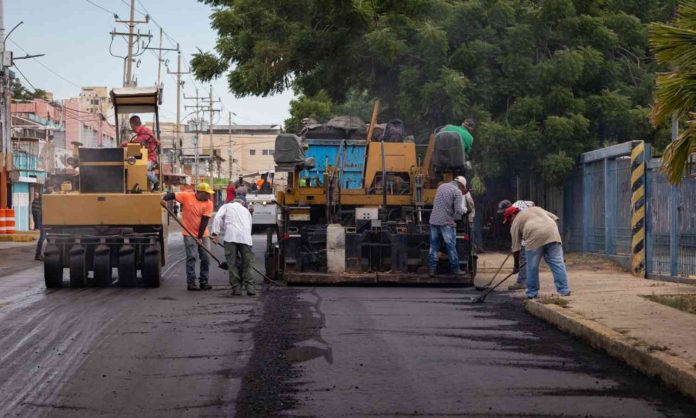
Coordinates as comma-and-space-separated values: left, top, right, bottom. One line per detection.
212, 190, 255, 296
429, 176, 469, 277
161, 183, 214, 291
128, 115, 160, 191
504, 206, 571, 299
498, 199, 535, 291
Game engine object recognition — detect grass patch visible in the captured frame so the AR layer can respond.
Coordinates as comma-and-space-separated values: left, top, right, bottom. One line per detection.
642, 294, 696, 316
538, 295, 570, 308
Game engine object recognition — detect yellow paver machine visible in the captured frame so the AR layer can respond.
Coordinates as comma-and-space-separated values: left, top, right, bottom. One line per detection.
266, 103, 477, 285
42, 87, 167, 288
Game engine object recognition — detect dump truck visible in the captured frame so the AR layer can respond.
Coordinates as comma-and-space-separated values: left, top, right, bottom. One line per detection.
265, 104, 477, 285
42, 87, 167, 288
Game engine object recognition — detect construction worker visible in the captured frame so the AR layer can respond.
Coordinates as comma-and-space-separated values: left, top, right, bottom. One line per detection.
211, 190, 255, 296
498, 199, 535, 290
127, 115, 160, 191
504, 205, 571, 299
441, 118, 475, 154
32, 191, 44, 261
429, 176, 469, 277
161, 183, 214, 291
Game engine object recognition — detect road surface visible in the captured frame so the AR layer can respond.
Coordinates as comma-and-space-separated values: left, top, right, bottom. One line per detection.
0, 234, 693, 417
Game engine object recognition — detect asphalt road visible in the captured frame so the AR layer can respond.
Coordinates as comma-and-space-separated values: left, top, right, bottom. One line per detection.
0, 234, 694, 417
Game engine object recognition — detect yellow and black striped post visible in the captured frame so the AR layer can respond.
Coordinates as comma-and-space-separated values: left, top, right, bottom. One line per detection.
630, 141, 646, 276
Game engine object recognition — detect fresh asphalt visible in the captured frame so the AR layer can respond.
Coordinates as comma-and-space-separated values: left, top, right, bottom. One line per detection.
0, 234, 693, 417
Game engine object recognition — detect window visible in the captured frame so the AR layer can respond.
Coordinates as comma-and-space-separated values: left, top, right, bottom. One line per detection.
262, 149, 274, 156
262, 149, 269, 156
249, 149, 256, 156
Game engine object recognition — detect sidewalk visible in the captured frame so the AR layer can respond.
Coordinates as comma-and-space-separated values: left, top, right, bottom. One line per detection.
484, 252, 696, 401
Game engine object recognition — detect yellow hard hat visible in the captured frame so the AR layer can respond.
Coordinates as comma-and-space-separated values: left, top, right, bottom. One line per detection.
196, 182, 213, 194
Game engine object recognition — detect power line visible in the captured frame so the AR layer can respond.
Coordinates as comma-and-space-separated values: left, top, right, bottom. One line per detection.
12, 63, 40, 92
84, 0, 119, 18
8, 39, 82, 89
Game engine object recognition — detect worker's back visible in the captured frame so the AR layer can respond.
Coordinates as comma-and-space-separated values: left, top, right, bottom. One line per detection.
512, 206, 561, 250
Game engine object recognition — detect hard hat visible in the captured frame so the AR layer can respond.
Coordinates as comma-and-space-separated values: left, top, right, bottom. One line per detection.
503, 206, 520, 224
454, 176, 467, 188
196, 182, 213, 194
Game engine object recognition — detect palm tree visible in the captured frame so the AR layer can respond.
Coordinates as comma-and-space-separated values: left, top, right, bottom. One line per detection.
649, 1, 696, 184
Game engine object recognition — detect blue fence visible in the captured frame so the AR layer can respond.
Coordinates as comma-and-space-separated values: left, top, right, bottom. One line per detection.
560, 141, 696, 280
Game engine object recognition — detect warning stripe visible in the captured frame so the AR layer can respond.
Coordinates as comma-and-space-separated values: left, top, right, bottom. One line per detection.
631, 141, 646, 276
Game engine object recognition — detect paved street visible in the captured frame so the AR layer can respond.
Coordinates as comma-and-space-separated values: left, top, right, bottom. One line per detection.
0, 235, 694, 417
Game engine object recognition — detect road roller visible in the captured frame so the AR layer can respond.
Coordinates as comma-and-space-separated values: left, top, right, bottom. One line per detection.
42, 87, 167, 288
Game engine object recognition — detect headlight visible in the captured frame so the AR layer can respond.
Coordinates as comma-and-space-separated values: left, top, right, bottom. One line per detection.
262, 201, 267, 206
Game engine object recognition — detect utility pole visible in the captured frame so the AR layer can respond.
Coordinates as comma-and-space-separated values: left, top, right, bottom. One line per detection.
167, 52, 188, 174
0, 0, 7, 208
145, 29, 178, 89
203, 84, 221, 188
184, 89, 210, 185
228, 111, 233, 180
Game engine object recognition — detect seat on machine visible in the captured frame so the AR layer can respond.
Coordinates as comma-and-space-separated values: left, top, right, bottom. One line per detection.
433, 131, 467, 174
274, 134, 309, 171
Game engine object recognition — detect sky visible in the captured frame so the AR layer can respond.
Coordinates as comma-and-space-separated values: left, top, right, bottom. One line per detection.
5, 0, 294, 126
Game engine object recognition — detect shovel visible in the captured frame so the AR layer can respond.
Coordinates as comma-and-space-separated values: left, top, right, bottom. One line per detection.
163, 205, 229, 270
474, 252, 512, 291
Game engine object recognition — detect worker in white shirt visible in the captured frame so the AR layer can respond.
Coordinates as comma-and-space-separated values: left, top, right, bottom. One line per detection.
211, 193, 255, 296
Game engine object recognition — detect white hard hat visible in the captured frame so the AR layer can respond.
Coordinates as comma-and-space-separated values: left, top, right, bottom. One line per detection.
454, 176, 467, 187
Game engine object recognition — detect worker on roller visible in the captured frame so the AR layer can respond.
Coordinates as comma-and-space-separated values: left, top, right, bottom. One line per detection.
441, 118, 475, 155
429, 176, 469, 277
127, 115, 160, 191
212, 189, 255, 296
161, 183, 214, 291
504, 205, 571, 299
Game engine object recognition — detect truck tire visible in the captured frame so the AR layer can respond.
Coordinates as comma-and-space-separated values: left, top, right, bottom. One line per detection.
118, 245, 137, 287
69, 245, 87, 288
93, 245, 113, 287
142, 245, 161, 288
44, 245, 63, 289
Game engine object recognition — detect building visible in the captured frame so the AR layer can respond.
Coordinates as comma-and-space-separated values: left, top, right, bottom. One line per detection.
159, 122, 283, 189
63, 97, 117, 149
78, 87, 112, 117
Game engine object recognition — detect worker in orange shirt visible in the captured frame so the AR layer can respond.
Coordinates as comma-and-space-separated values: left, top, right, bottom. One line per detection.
161, 183, 214, 291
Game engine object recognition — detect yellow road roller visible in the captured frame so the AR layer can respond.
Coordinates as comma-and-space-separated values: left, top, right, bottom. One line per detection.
42, 87, 167, 288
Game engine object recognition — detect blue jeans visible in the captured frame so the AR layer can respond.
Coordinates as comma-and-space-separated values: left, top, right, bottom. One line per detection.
184, 236, 210, 285
429, 225, 459, 273
525, 242, 570, 298
516, 246, 527, 284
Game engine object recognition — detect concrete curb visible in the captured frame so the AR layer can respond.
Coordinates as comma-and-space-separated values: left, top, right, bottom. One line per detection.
525, 300, 696, 401
0, 234, 37, 242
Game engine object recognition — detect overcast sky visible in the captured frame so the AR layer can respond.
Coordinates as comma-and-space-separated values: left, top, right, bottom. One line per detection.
5, 0, 293, 126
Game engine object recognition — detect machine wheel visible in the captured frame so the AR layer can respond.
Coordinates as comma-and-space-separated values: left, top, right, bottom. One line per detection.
69, 245, 87, 288
93, 245, 113, 287
44, 245, 63, 289
142, 245, 161, 288
118, 245, 137, 287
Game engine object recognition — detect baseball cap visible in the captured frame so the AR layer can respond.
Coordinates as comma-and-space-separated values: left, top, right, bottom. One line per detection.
502, 206, 520, 224
454, 176, 467, 187
497, 199, 512, 214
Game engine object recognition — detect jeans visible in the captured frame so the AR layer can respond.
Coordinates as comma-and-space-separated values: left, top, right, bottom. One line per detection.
429, 224, 459, 273
35, 227, 45, 257
146, 160, 159, 185
184, 236, 210, 285
516, 246, 527, 284
525, 242, 570, 298
224, 241, 254, 291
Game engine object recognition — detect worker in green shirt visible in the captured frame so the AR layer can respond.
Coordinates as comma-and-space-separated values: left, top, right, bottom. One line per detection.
441, 118, 475, 154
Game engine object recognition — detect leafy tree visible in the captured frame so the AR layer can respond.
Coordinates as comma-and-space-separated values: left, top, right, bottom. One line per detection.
11, 78, 48, 101
195, 0, 677, 185
650, 0, 696, 184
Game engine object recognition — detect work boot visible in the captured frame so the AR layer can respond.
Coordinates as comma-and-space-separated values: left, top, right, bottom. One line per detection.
199, 283, 213, 290
559, 291, 572, 297
231, 286, 242, 296
452, 270, 468, 277
187, 283, 200, 291
152, 182, 160, 192
246, 287, 257, 296
34, 254, 43, 261
508, 282, 526, 291
428, 270, 436, 278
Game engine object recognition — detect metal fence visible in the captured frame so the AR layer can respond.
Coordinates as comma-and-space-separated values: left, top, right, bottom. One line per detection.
560, 141, 696, 280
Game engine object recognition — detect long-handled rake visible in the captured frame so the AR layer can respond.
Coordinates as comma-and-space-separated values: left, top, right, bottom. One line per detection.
469, 261, 527, 304
163, 205, 229, 270
474, 252, 512, 291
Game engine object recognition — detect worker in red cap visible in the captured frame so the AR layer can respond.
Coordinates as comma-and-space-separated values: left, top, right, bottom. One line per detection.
504, 205, 570, 299
498, 199, 535, 290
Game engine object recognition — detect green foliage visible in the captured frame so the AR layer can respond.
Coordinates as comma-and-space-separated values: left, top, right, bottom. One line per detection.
11, 78, 48, 101
650, 0, 696, 184
196, 0, 677, 185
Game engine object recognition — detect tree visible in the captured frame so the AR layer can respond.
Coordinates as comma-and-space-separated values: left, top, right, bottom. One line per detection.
194, 0, 677, 185
650, 0, 696, 184
11, 78, 48, 101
